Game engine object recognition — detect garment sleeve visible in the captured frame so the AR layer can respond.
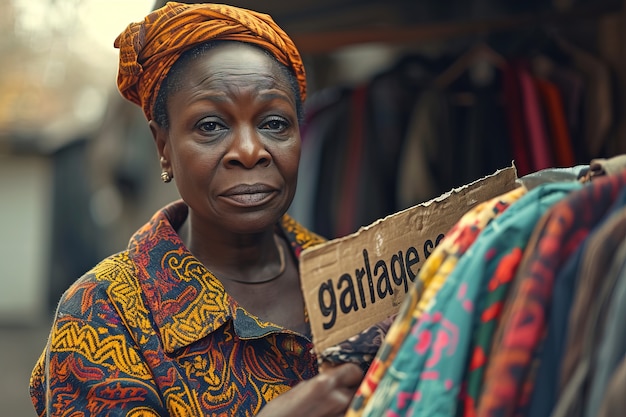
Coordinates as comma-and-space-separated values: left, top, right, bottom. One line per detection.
29, 287, 166, 417
317, 315, 396, 373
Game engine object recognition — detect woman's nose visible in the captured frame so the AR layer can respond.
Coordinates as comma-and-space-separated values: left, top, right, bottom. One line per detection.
223, 127, 271, 168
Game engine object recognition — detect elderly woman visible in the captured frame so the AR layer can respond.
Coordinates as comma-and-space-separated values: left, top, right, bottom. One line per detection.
29, 2, 363, 416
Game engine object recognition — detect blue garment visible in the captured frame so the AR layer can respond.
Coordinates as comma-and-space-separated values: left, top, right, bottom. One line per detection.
585, 237, 626, 417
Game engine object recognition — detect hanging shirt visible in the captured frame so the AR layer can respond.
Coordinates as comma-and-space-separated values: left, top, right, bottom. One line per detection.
390, 182, 577, 417
460, 181, 582, 417
550, 188, 626, 417
524, 221, 587, 417
593, 238, 626, 417
348, 185, 526, 417
502, 63, 532, 176
477, 167, 626, 417
517, 63, 555, 172
534, 78, 576, 168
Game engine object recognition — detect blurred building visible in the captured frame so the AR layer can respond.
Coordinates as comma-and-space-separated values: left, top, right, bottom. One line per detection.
0, 0, 159, 324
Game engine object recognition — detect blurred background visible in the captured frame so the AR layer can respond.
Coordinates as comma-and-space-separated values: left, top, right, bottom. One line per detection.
2, 0, 626, 414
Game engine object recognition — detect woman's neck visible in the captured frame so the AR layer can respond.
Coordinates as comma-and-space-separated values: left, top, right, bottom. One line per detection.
178, 216, 283, 284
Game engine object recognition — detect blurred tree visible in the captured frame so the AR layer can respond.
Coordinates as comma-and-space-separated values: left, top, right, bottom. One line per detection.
0, 0, 119, 150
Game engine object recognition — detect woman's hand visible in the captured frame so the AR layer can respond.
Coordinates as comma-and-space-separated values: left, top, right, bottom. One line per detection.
258, 363, 364, 417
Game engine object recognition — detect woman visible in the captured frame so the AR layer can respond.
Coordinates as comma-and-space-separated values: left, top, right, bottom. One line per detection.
29, 3, 363, 416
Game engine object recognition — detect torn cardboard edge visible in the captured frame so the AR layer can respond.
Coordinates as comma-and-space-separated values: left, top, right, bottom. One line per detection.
300, 163, 519, 354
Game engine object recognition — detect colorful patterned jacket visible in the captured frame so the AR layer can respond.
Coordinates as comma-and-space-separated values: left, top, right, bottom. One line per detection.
30, 200, 325, 416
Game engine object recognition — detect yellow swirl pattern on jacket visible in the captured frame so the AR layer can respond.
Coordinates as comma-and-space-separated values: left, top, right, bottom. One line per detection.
160, 250, 229, 349
281, 214, 326, 251
51, 321, 151, 378
127, 408, 161, 417
97, 253, 154, 338
163, 382, 204, 417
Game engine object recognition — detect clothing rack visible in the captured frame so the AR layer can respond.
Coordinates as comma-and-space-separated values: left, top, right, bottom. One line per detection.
290, 2, 621, 55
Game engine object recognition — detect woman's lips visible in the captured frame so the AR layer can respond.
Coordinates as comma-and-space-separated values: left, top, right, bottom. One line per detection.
221, 184, 277, 206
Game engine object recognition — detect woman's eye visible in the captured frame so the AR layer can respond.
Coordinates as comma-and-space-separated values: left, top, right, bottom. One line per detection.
198, 120, 226, 133
260, 118, 289, 131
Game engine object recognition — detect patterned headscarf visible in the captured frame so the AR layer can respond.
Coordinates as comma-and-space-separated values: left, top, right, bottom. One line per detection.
114, 2, 306, 121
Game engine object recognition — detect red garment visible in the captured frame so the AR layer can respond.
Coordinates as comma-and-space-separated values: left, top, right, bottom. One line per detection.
517, 65, 555, 172
502, 63, 532, 176
534, 78, 576, 168
337, 85, 368, 237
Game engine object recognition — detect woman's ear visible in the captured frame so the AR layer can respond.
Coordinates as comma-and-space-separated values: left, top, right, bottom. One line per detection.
149, 120, 173, 181
149, 119, 168, 160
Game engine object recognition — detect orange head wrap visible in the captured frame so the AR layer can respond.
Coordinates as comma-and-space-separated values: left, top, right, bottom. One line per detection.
114, 2, 306, 121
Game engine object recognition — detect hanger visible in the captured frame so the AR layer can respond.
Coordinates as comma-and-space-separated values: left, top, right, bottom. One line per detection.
434, 41, 507, 89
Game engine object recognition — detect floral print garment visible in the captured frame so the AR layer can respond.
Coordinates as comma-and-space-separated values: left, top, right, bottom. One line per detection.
347, 185, 526, 416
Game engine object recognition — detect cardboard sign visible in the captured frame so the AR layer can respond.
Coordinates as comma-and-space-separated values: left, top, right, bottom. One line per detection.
300, 164, 519, 354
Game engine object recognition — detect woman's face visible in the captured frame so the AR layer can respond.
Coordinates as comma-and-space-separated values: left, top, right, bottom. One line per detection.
151, 43, 301, 234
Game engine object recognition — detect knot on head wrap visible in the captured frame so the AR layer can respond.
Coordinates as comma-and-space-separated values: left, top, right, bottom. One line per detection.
114, 2, 306, 121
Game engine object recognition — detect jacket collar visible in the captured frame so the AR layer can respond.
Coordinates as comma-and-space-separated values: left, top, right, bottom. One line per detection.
128, 200, 325, 353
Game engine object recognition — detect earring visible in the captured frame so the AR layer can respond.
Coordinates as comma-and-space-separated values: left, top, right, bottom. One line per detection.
161, 171, 171, 183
